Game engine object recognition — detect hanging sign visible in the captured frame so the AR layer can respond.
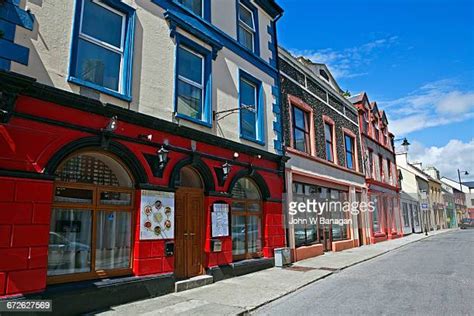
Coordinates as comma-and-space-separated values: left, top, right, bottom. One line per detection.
140, 190, 175, 240
211, 203, 229, 237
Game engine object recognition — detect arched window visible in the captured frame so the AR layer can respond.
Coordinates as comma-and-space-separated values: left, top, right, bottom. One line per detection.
174, 166, 203, 188
231, 177, 262, 260
48, 151, 134, 283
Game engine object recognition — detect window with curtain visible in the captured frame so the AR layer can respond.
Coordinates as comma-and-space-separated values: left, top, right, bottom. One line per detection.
231, 178, 262, 260
48, 151, 134, 283
292, 106, 310, 153
238, 2, 256, 52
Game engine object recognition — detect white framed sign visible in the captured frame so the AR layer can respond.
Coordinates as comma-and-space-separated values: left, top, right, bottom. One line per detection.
211, 203, 229, 237
140, 190, 174, 240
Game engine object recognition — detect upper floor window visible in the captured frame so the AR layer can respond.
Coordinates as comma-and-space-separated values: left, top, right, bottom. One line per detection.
238, 2, 258, 54
362, 111, 369, 134
379, 154, 384, 181
319, 69, 330, 81
373, 120, 379, 141
69, 0, 135, 101
177, 0, 203, 16
387, 159, 392, 182
292, 106, 310, 153
368, 148, 374, 178
175, 36, 212, 126
239, 71, 264, 144
324, 122, 334, 162
344, 134, 355, 170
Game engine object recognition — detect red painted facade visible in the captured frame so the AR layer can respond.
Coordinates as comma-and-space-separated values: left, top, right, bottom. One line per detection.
0, 94, 285, 297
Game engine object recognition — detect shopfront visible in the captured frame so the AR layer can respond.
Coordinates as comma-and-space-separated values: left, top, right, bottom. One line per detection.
0, 74, 285, 308
368, 186, 403, 243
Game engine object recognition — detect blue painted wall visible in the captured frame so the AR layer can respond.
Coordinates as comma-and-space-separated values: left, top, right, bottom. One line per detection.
0, 0, 33, 70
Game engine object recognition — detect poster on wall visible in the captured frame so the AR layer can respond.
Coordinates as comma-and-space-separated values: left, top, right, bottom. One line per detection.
211, 203, 229, 237
140, 190, 175, 240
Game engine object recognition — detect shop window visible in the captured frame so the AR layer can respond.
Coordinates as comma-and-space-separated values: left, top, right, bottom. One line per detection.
237, 1, 259, 54
324, 122, 334, 162
371, 195, 381, 233
292, 182, 320, 247
344, 134, 355, 170
292, 105, 310, 153
69, 0, 135, 101
231, 178, 262, 260
49, 151, 134, 284
402, 202, 410, 227
239, 70, 264, 144
175, 37, 212, 126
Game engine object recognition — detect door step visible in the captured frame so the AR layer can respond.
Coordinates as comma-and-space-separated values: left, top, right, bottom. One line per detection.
175, 275, 213, 292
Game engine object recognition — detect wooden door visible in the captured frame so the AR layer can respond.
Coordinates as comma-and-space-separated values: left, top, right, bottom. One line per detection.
175, 188, 204, 279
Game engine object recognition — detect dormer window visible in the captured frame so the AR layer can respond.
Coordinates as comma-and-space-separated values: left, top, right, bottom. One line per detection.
372, 119, 379, 141
319, 69, 329, 81
362, 111, 369, 134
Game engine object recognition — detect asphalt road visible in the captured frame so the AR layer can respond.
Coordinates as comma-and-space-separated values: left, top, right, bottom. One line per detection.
254, 230, 474, 316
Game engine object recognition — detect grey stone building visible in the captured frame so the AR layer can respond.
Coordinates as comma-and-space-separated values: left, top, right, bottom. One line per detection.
278, 47, 367, 262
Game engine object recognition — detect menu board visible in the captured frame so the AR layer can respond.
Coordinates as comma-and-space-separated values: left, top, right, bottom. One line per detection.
211, 203, 229, 237
140, 190, 175, 240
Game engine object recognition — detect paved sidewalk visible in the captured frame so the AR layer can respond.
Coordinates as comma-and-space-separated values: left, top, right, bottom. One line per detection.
96, 229, 454, 316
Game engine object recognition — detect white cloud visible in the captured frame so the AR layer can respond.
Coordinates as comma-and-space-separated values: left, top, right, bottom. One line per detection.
381, 79, 474, 136
406, 139, 474, 181
289, 36, 398, 79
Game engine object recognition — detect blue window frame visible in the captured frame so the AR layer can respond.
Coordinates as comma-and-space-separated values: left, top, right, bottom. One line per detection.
237, 0, 260, 55
239, 70, 264, 144
69, 0, 135, 101
174, 35, 212, 127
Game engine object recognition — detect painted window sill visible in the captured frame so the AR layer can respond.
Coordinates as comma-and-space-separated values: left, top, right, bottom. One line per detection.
175, 112, 212, 128
68, 77, 132, 102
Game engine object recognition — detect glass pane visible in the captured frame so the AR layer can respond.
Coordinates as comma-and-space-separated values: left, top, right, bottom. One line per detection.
247, 216, 261, 254
75, 38, 121, 91
177, 79, 202, 119
82, 0, 123, 48
231, 201, 245, 212
55, 152, 133, 187
346, 153, 353, 169
345, 135, 352, 151
324, 123, 332, 142
293, 107, 306, 129
240, 79, 256, 110
178, 0, 202, 16
95, 211, 131, 270
232, 215, 246, 256
326, 142, 333, 161
178, 47, 203, 84
239, 4, 254, 28
100, 191, 132, 206
231, 178, 261, 200
48, 208, 92, 276
238, 25, 254, 51
294, 226, 306, 247
54, 186, 93, 204
248, 202, 261, 212
241, 108, 257, 139
294, 129, 307, 152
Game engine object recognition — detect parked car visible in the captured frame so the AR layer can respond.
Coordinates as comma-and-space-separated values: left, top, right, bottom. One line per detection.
459, 218, 474, 229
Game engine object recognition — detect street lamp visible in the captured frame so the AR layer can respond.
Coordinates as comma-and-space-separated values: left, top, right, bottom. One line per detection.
457, 169, 469, 191
394, 137, 410, 153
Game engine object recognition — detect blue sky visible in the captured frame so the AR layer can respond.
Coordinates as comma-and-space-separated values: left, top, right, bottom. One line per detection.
277, 0, 474, 180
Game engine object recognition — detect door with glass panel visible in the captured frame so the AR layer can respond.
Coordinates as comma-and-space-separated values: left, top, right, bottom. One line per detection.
231, 178, 262, 260
48, 151, 134, 284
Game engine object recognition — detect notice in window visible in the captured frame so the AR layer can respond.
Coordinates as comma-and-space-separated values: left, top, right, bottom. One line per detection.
212, 203, 229, 237
140, 190, 175, 240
